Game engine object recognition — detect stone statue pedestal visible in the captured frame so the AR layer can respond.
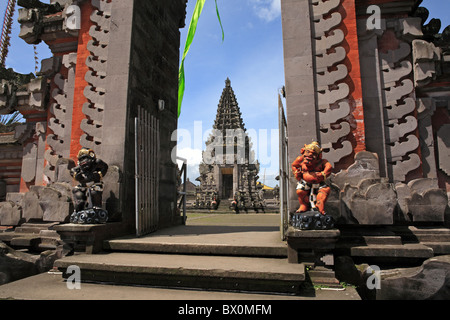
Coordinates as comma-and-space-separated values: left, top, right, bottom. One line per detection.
286, 226, 341, 288
54, 222, 132, 254
286, 227, 340, 264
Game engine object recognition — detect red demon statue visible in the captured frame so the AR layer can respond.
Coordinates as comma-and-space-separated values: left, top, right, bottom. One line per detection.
291, 141, 333, 215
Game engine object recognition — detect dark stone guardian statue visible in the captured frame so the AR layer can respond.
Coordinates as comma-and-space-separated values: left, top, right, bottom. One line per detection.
69, 148, 108, 224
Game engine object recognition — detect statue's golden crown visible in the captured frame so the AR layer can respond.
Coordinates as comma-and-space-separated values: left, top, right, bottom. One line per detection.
77, 148, 95, 159
304, 141, 322, 154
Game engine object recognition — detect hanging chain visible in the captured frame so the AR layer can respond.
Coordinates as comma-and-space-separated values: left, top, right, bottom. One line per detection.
0, 0, 17, 68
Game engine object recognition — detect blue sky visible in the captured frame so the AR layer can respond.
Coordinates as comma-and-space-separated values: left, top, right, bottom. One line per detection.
3, 0, 450, 187
176, 0, 284, 187
175, 0, 450, 187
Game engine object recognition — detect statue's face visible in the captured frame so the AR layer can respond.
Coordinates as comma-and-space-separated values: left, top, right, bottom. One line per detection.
304, 149, 318, 163
79, 155, 94, 171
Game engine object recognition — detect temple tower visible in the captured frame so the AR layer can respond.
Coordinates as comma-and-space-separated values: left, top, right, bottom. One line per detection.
196, 78, 263, 210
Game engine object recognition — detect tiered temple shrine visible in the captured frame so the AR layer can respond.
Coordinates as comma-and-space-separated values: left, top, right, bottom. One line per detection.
195, 78, 265, 211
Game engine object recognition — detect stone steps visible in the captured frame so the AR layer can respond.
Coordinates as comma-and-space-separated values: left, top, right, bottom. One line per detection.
400, 226, 450, 243
53, 222, 311, 295
104, 237, 287, 258
421, 242, 450, 255
51, 222, 450, 295
217, 200, 231, 211
39, 230, 61, 250
308, 267, 342, 288
103, 225, 287, 257
104, 240, 286, 257
0, 222, 62, 251
54, 252, 307, 294
391, 226, 450, 256
335, 225, 450, 266
14, 222, 60, 234
363, 236, 403, 245
350, 243, 434, 259
9, 234, 42, 248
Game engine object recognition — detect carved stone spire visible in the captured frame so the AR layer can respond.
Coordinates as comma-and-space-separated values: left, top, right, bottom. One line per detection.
195, 78, 263, 211
213, 78, 245, 131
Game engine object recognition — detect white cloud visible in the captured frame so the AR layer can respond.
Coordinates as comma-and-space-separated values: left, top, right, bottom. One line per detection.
258, 169, 279, 188
176, 147, 203, 183
176, 147, 203, 167
250, 0, 281, 22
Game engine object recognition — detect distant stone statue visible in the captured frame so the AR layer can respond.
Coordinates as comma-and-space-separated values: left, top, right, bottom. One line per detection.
211, 189, 220, 210
69, 148, 108, 224
291, 141, 335, 230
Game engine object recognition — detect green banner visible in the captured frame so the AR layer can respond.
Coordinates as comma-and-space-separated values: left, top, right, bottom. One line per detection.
178, 0, 224, 118
215, 0, 225, 43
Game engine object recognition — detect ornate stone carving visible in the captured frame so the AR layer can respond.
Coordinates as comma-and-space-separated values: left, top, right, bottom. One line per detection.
44, 54, 76, 182
80, 0, 112, 151
380, 39, 420, 182
412, 40, 442, 87
396, 178, 447, 222
437, 124, 450, 177
17, 0, 63, 45
0, 67, 47, 114
310, 0, 353, 167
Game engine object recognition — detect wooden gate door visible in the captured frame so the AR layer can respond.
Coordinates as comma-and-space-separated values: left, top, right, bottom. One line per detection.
278, 94, 290, 241
134, 106, 160, 237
